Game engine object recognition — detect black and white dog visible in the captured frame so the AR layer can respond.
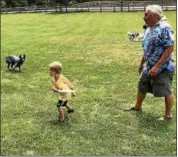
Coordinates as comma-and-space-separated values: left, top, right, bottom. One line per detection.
127, 24, 148, 41
127, 32, 144, 41
5, 54, 26, 72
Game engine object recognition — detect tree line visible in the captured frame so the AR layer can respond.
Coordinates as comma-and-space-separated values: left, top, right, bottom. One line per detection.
1, 0, 69, 7
1, 0, 175, 8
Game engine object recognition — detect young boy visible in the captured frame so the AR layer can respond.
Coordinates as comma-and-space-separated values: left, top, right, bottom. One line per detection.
49, 61, 75, 122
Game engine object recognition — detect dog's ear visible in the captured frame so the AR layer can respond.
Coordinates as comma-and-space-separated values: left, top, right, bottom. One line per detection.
23, 54, 26, 59
19, 55, 22, 59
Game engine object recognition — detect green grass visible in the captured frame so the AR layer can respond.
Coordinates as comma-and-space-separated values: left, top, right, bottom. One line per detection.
1, 12, 177, 156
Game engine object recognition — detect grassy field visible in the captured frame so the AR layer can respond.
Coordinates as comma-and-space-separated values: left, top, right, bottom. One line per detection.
1, 11, 177, 156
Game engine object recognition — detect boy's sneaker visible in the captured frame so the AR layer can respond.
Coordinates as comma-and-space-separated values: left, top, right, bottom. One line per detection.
67, 109, 74, 113
59, 118, 65, 122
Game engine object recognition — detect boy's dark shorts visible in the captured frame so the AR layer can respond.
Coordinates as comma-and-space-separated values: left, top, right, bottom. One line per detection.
138, 71, 174, 97
56, 100, 68, 108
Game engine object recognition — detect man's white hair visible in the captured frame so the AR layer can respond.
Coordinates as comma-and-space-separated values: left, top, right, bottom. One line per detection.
146, 5, 163, 18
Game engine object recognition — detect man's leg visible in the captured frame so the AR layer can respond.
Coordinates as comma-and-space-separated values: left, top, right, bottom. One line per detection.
135, 92, 146, 109
154, 72, 174, 120
124, 72, 150, 111
164, 94, 174, 118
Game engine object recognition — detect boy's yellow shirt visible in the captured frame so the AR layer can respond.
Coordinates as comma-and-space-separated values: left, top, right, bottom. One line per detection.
52, 74, 74, 100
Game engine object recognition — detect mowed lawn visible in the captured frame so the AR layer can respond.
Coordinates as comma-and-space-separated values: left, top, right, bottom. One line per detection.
1, 12, 176, 156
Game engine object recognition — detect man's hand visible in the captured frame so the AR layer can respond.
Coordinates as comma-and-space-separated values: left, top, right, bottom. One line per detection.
149, 65, 159, 76
138, 65, 143, 74
138, 57, 146, 74
149, 46, 173, 76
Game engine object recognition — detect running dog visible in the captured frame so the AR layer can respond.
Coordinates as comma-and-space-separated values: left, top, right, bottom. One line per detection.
5, 54, 26, 72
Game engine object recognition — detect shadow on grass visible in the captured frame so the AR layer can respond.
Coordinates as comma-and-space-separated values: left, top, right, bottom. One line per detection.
135, 111, 174, 133
50, 119, 65, 125
5, 69, 23, 73
49, 115, 73, 127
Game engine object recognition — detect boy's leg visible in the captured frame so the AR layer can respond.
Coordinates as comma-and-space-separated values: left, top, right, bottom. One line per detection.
66, 104, 74, 113
66, 104, 72, 110
58, 108, 65, 121
65, 101, 74, 113
56, 100, 67, 121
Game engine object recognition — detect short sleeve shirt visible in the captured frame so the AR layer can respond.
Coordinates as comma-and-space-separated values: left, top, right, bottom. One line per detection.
142, 22, 175, 75
53, 74, 72, 100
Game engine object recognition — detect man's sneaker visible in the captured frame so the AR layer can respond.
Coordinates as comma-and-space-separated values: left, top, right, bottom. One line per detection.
157, 115, 172, 121
124, 107, 142, 112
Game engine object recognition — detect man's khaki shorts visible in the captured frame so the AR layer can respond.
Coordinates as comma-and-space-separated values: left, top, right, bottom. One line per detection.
138, 71, 174, 97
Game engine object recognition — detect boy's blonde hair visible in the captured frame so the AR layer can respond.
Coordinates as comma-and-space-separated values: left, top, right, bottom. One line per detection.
49, 61, 62, 73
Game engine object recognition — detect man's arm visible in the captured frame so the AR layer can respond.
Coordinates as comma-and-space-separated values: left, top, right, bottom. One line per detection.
139, 56, 146, 74
155, 46, 173, 68
149, 46, 173, 76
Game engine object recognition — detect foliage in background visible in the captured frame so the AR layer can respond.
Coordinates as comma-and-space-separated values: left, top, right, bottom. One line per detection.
2, 0, 176, 7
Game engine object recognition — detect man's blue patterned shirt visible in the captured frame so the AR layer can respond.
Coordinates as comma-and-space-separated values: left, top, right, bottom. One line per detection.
142, 22, 175, 75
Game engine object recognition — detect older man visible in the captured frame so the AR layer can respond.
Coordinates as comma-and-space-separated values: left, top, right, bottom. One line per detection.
126, 5, 175, 121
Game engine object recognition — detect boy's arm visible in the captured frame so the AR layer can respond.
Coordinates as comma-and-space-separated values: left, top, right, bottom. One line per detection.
62, 75, 74, 89
52, 85, 59, 92
51, 78, 59, 92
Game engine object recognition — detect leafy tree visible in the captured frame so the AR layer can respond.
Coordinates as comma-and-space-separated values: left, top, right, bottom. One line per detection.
27, 0, 36, 5
35, 0, 48, 5
4, 0, 28, 7
16, 0, 28, 6
4, 0, 16, 7
1, 0, 6, 7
